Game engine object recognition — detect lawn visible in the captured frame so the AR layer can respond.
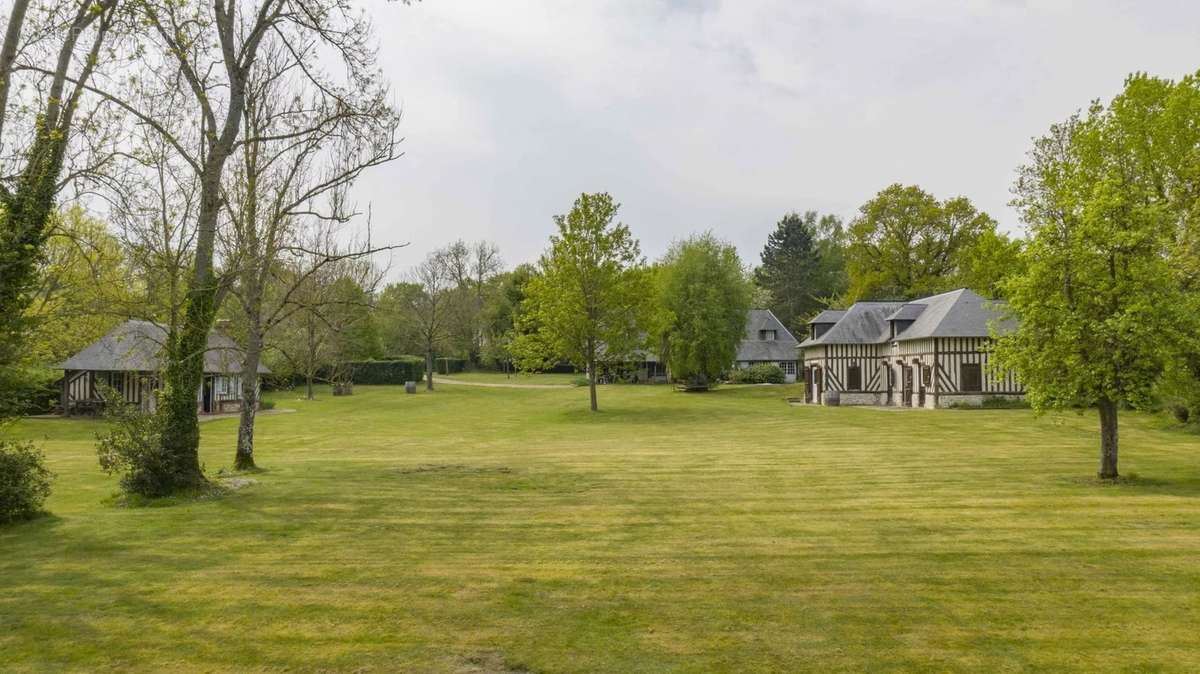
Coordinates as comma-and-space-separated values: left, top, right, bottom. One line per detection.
2, 384, 1199, 672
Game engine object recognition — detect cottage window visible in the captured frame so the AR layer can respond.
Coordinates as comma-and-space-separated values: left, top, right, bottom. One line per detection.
759, 329, 777, 341
219, 377, 230, 395
846, 364, 862, 390
961, 363, 983, 392
780, 361, 796, 375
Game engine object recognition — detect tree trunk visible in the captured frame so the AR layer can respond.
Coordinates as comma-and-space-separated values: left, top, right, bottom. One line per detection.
425, 348, 434, 391
305, 373, 314, 400
588, 356, 598, 412
234, 321, 263, 471
1098, 398, 1119, 479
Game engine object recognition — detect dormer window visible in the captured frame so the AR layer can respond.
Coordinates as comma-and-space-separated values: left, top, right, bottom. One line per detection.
759, 329, 776, 341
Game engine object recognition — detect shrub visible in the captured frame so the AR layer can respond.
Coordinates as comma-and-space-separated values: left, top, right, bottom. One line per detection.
571, 376, 590, 387
95, 395, 178, 497
729, 364, 785, 384
349, 357, 425, 385
0, 440, 54, 523
258, 399, 276, 411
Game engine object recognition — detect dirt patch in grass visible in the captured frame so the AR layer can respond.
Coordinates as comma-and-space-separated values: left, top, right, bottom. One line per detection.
456, 652, 533, 673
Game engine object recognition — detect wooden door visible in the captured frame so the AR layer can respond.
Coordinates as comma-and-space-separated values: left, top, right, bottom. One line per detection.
902, 365, 913, 407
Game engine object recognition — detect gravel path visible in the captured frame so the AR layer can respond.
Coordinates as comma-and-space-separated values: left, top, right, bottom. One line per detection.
431, 377, 571, 390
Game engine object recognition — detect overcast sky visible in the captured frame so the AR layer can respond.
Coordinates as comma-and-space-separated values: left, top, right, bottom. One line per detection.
356, 0, 1200, 278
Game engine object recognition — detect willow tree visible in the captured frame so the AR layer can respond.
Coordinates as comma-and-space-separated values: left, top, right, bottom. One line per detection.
995, 77, 1191, 479
657, 233, 752, 390
512, 193, 652, 412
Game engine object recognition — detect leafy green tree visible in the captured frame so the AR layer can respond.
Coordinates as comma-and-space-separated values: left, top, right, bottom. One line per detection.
375, 282, 427, 357
846, 185, 1006, 301
996, 89, 1190, 479
512, 193, 652, 411
657, 234, 752, 389
753, 211, 846, 334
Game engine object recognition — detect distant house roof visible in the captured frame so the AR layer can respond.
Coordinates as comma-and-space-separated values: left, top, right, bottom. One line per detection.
892, 288, 1015, 340
737, 309, 799, 362
809, 309, 847, 324
799, 302, 903, 347
56, 320, 269, 374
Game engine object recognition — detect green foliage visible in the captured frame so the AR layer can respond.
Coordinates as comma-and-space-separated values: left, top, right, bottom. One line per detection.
349, 358, 425, 385
95, 391, 179, 498
512, 193, 654, 410
570, 375, 591, 387
995, 72, 1200, 476
657, 233, 752, 389
753, 211, 846, 333
728, 364, 786, 384
0, 440, 54, 523
845, 184, 1013, 301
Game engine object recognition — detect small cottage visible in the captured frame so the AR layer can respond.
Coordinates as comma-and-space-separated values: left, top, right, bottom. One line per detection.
731, 309, 800, 382
56, 320, 268, 415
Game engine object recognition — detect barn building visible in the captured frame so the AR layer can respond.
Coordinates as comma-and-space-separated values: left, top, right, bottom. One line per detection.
56, 319, 268, 416
798, 288, 1024, 408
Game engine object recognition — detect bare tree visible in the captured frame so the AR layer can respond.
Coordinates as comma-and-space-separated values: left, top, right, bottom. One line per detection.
441, 239, 503, 363
221, 43, 400, 470
48, 0, 403, 489
409, 251, 453, 391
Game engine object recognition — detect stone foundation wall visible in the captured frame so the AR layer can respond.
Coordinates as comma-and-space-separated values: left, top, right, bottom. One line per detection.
838, 392, 886, 406
933, 393, 1025, 409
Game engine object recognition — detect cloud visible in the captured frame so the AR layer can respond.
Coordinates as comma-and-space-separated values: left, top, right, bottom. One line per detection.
359, 0, 1200, 278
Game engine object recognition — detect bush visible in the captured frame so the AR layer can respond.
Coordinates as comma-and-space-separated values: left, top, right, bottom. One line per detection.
0, 440, 54, 523
95, 396, 178, 497
349, 357, 425, 385
571, 376, 590, 387
729, 364, 785, 384
258, 399, 276, 411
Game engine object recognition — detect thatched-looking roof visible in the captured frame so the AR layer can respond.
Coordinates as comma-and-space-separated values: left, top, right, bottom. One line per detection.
55, 320, 269, 374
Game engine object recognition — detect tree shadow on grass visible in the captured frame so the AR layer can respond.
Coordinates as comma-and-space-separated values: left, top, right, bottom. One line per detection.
1058, 474, 1200, 498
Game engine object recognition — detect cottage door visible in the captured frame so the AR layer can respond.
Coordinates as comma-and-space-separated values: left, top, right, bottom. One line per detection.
202, 376, 214, 414
902, 365, 912, 407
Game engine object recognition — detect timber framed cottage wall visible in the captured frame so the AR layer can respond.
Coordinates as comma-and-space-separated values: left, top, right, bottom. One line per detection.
56, 320, 268, 415
798, 289, 1024, 408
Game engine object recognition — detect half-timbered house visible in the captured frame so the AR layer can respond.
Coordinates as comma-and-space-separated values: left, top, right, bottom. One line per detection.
798, 289, 1023, 408
56, 320, 268, 415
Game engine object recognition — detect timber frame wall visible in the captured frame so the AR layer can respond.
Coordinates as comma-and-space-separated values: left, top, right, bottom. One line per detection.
802, 336, 1023, 408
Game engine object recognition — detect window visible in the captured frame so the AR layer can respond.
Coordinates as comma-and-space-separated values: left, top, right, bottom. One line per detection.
961, 363, 983, 392
780, 361, 796, 375
759, 329, 777, 341
846, 364, 862, 390
219, 377, 231, 395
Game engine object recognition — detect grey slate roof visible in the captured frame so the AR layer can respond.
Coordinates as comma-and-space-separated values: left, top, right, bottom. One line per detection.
885, 303, 926, 321
737, 309, 799, 362
56, 320, 269, 374
799, 302, 903, 347
809, 309, 846, 324
893, 288, 1015, 340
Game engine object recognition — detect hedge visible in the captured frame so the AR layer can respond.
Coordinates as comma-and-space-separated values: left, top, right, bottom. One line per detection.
728, 363, 786, 384
349, 358, 425, 385
435, 357, 466, 375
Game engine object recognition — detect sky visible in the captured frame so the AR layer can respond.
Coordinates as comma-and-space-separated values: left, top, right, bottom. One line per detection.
356, 0, 1200, 278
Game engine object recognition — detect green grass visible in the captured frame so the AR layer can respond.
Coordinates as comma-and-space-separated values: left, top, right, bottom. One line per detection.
440, 370, 578, 385
2, 384, 1199, 672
